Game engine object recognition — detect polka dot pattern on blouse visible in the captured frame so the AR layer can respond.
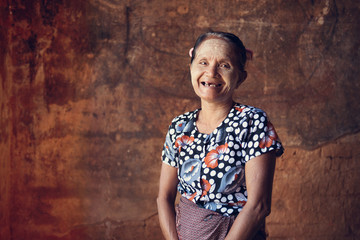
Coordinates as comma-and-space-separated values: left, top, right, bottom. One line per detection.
162, 103, 284, 216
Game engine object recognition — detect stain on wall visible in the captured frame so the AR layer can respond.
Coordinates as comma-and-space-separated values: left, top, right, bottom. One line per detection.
0, 0, 359, 239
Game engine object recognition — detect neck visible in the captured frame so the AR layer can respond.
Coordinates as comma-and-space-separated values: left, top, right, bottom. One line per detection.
196, 99, 234, 134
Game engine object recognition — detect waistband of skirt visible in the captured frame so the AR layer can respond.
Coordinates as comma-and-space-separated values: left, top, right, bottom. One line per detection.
178, 196, 236, 219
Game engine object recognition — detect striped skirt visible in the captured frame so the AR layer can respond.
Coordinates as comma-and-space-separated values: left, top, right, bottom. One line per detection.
176, 196, 266, 240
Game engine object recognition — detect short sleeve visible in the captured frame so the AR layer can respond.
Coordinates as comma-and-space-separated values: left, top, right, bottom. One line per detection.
161, 125, 179, 168
243, 109, 284, 162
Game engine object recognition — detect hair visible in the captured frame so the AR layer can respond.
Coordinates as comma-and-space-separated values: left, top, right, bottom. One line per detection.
190, 31, 248, 71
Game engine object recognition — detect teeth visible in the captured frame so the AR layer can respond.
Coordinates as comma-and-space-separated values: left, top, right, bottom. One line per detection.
203, 82, 220, 87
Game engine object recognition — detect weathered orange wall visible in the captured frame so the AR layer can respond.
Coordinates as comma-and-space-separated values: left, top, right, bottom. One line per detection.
0, 0, 359, 239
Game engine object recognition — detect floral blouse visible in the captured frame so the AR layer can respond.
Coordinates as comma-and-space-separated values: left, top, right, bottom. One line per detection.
162, 103, 284, 217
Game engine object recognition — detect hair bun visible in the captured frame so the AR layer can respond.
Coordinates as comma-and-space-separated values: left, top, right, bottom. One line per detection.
189, 48, 194, 58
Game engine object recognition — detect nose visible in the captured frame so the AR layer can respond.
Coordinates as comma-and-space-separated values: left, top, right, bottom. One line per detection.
206, 64, 219, 78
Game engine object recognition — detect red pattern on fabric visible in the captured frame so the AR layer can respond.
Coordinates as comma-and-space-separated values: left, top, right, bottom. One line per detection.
204, 143, 228, 169
176, 196, 267, 240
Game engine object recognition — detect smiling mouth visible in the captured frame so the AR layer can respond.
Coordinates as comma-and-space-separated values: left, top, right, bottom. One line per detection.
201, 82, 222, 88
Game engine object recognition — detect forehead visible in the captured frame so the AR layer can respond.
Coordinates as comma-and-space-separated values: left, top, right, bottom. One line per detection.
196, 38, 236, 59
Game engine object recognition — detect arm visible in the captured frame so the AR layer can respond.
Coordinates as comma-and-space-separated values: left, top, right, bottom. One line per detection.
225, 151, 276, 240
157, 162, 180, 240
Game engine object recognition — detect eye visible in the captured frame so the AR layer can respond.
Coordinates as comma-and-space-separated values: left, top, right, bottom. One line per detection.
219, 63, 231, 69
199, 60, 208, 66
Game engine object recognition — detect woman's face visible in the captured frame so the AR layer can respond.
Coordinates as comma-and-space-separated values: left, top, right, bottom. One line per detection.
190, 38, 243, 105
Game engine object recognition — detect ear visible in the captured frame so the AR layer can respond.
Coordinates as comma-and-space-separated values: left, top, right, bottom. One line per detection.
236, 71, 247, 88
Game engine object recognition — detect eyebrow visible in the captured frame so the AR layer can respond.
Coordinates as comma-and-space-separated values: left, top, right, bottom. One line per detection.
196, 55, 232, 62
196, 56, 234, 66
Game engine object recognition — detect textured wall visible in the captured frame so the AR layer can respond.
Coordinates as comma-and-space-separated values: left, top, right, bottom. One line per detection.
0, 0, 359, 239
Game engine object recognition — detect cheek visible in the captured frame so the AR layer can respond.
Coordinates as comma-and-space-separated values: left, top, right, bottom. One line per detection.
221, 71, 237, 82
190, 67, 202, 80
190, 73, 197, 87
231, 71, 241, 85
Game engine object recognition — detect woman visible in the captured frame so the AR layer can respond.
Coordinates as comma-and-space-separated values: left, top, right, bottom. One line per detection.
157, 31, 284, 240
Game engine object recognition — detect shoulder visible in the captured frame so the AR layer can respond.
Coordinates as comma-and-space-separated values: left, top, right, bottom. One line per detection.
167, 109, 198, 134
170, 110, 196, 124
233, 103, 268, 120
